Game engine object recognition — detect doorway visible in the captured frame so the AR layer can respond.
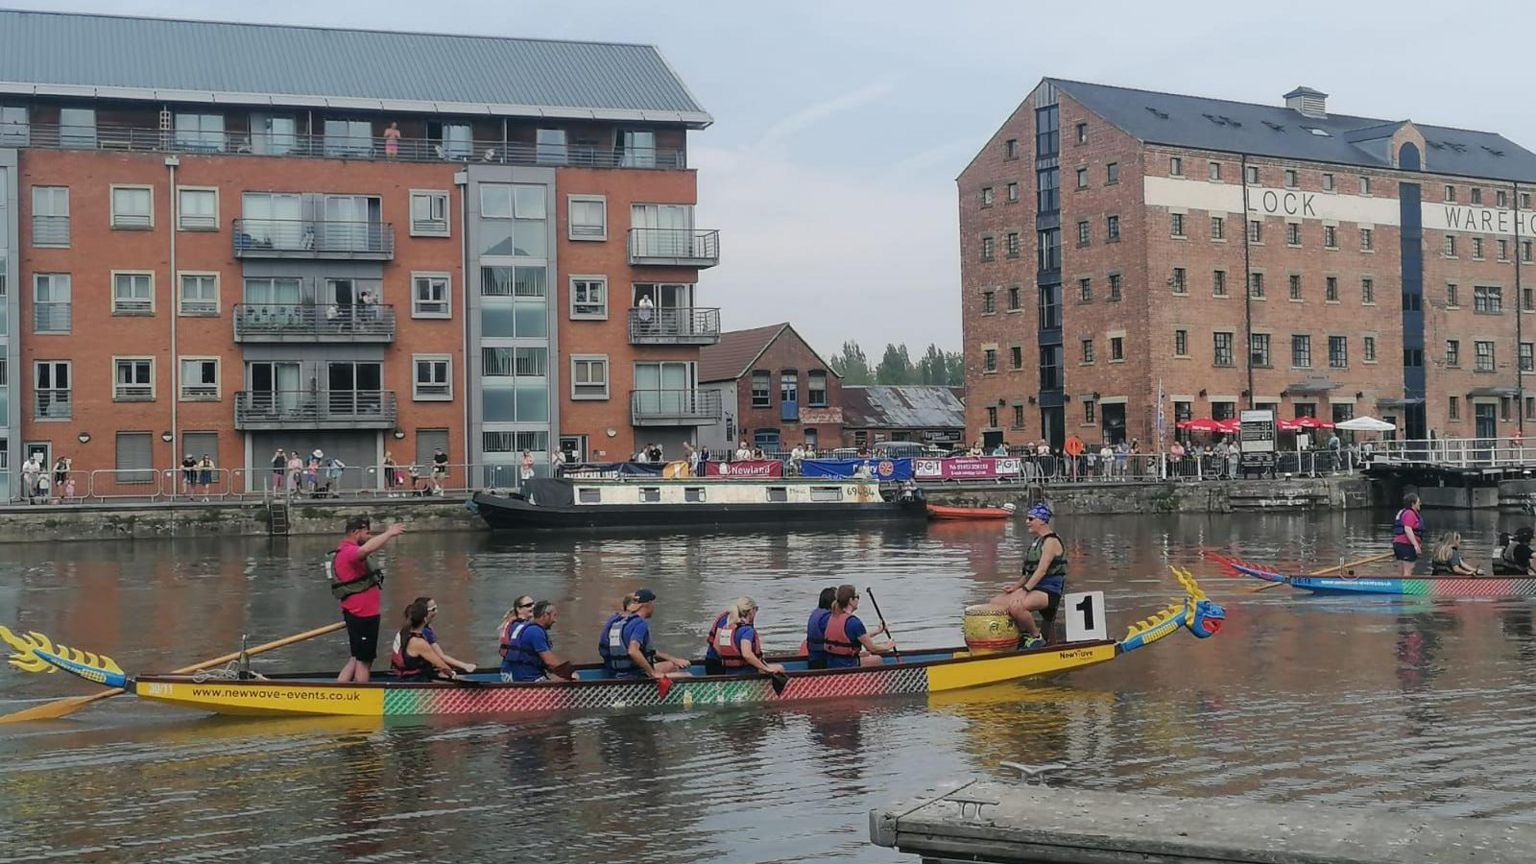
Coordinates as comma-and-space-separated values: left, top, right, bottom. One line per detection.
248, 362, 302, 413
1099, 404, 1126, 445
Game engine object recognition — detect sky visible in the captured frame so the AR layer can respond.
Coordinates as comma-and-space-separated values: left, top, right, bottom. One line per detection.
14, 0, 1536, 358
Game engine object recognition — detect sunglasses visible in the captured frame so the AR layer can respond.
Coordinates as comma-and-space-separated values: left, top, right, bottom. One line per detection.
517, 602, 535, 609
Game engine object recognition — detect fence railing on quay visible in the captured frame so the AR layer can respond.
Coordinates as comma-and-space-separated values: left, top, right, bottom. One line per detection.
1372, 437, 1536, 469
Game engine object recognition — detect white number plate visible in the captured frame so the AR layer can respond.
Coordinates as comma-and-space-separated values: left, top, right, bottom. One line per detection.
1064, 591, 1108, 642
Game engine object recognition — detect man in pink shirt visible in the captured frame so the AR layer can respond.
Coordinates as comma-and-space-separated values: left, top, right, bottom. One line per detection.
335, 515, 406, 682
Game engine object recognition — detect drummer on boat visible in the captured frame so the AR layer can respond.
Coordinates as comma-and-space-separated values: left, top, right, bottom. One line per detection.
993, 502, 1065, 648
823, 585, 897, 667
501, 600, 574, 682
704, 597, 783, 676
598, 589, 691, 679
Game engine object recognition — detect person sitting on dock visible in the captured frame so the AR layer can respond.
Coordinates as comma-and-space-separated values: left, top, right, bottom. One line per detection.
390, 596, 475, 676
393, 599, 460, 681
704, 597, 784, 676
823, 585, 897, 668
1429, 533, 1483, 577
1392, 493, 1424, 578
803, 586, 838, 669
993, 503, 1066, 649
600, 589, 691, 679
501, 601, 573, 683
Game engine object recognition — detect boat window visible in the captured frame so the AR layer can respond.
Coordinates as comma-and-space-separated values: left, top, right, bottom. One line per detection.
640, 487, 661, 503
810, 486, 843, 502
577, 488, 601, 503
685, 487, 706, 502
766, 486, 788, 503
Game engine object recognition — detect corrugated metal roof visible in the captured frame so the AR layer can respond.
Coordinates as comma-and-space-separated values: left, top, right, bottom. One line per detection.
1054, 78, 1536, 182
0, 9, 710, 124
842, 386, 965, 430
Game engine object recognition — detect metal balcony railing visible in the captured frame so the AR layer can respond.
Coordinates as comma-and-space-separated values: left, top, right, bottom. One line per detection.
34, 303, 70, 333
234, 390, 398, 429
232, 218, 394, 258
13, 123, 689, 169
233, 303, 396, 342
627, 306, 721, 345
630, 388, 722, 425
35, 389, 71, 420
628, 228, 720, 267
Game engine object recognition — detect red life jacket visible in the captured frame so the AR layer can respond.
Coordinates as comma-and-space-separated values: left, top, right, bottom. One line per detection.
823, 611, 860, 657
499, 619, 518, 659
708, 611, 759, 668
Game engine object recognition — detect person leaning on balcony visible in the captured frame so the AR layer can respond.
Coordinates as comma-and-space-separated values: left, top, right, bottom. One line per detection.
383, 121, 401, 159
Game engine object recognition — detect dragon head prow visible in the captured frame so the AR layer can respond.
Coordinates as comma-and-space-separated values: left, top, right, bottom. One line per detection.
1172, 567, 1226, 638
1, 625, 126, 687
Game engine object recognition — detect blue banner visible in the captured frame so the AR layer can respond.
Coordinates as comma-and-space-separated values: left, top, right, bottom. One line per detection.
800, 458, 913, 481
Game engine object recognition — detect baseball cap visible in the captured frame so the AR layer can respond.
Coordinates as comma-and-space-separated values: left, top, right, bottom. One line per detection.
633, 588, 657, 603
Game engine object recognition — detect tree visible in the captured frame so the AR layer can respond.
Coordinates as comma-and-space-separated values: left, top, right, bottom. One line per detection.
945, 350, 965, 386
917, 343, 948, 385
829, 340, 872, 385
876, 343, 914, 385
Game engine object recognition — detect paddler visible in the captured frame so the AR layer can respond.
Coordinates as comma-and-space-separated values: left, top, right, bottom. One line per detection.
993, 502, 1065, 648
599, 589, 691, 679
803, 586, 838, 669
822, 584, 897, 668
500, 600, 573, 682
704, 597, 783, 676
394, 598, 459, 681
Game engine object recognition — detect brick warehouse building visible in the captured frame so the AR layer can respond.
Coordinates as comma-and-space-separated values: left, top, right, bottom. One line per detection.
0, 9, 721, 498
960, 78, 1536, 450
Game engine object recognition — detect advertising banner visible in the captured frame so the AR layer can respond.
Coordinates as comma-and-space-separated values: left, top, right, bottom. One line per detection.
703, 460, 785, 478
912, 456, 1023, 480
561, 461, 665, 479
800, 458, 913, 481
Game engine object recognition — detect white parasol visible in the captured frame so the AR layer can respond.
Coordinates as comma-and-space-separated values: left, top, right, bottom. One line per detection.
1334, 416, 1396, 432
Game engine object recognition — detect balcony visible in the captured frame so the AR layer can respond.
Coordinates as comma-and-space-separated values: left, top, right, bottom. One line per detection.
234, 390, 397, 430
628, 228, 720, 268
35, 389, 71, 421
33, 303, 70, 334
232, 219, 394, 260
234, 304, 396, 343
630, 388, 721, 426
627, 307, 721, 345
14, 123, 689, 169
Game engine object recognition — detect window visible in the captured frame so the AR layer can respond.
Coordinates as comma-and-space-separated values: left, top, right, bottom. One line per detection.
1323, 173, 1335, 191
32, 186, 69, 247
413, 355, 452, 400
1010, 345, 1023, 369
1078, 278, 1092, 302
1076, 167, 1088, 189
1108, 273, 1123, 301
1245, 165, 1259, 184
1289, 274, 1302, 300
1446, 339, 1461, 367
1326, 276, 1339, 302
751, 371, 771, 407
1208, 161, 1221, 180
981, 289, 996, 314
1475, 285, 1503, 313
1445, 185, 1457, 202
1006, 232, 1020, 257
115, 432, 154, 485
1249, 272, 1264, 299
110, 186, 153, 229
1402, 291, 1422, 311
1171, 213, 1185, 237
1287, 223, 1302, 246
114, 357, 154, 401
1250, 333, 1271, 367
1084, 400, 1097, 424
1476, 341, 1496, 372
174, 113, 224, 151
1213, 270, 1227, 297
1499, 239, 1510, 260
1360, 176, 1371, 195
1007, 182, 1019, 202
1528, 288, 1536, 312
176, 187, 218, 231
410, 273, 451, 319
1361, 278, 1375, 305
1077, 221, 1091, 245
561, 194, 607, 241
1174, 329, 1188, 356
1110, 336, 1124, 361
1012, 404, 1025, 428
1169, 156, 1182, 175
808, 371, 828, 406
1248, 220, 1262, 243
1364, 336, 1377, 362
1004, 139, 1019, 160
1284, 169, 1298, 188
1322, 225, 1337, 248
1444, 235, 1457, 257
1213, 332, 1233, 367
479, 266, 547, 338
1081, 338, 1094, 363
1076, 123, 1087, 144
1106, 215, 1120, 241
1210, 215, 1224, 240
1361, 228, 1374, 251
0, 103, 28, 145
983, 348, 997, 372
1473, 237, 1485, 259
780, 371, 799, 406
1037, 228, 1060, 270
1291, 335, 1311, 368
1106, 162, 1119, 184
986, 406, 999, 427
1526, 241, 1534, 263
980, 236, 994, 261
981, 187, 994, 207
178, 273, 218, 316
1447, 283, 1459, 307
1523, 343, 1535, 373
1472, 187, 1483, 205
179, 357, 219, 400
534, 128, 568, 164
1172, 267, 1187, 294
1329, 336, 1348, 368
569, 276, 606, 319
1007, 285, 1022, 310
409, 190, 450, 237
1449, 396, 1460, 420
59, 107, 95, 148
34, 361, 71, 419
34, 274, 71, 333
112, 272, 153, 315
1036, 169, 1058, 212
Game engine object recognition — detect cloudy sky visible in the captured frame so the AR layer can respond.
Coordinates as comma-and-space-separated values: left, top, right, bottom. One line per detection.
16, 1, 1536, 357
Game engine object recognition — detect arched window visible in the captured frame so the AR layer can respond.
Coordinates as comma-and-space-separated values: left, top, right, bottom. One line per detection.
1399, 142, 1421, 171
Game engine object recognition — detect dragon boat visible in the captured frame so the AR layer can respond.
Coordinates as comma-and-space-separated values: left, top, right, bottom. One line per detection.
1217, 554, 1536, 598
3, 570, 1222, 719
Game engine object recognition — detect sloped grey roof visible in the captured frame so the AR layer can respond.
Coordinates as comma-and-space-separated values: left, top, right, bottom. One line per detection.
0, 9, 711, 125
1053, 78, 1536, 182
842, 386, 965, 430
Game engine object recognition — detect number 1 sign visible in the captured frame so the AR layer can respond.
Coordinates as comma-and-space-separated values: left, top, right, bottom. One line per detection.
1064, 591, 1108, 642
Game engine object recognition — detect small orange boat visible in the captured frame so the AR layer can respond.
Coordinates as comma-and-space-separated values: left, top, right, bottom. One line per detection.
926, 503, 1015, 520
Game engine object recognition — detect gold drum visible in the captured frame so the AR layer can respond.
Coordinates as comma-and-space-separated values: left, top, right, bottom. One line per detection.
963, 604, 1019, 654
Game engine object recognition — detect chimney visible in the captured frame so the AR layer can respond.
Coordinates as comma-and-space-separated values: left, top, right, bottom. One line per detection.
1284, 86, 1328, 119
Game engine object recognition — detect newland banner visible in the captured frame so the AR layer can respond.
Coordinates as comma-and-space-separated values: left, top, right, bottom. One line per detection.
703, 459, 784, 478
913, 456, 1023, 480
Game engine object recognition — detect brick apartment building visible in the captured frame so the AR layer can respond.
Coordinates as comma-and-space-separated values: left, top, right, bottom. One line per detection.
960, 78, 1536, 450
698, 323, 843, 454
0, 9, 721, 498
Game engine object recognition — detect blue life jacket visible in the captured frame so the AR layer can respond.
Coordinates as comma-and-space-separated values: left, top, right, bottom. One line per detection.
500, 621, 547, 681
806, 608, 832, 662
599, 613, 640, 674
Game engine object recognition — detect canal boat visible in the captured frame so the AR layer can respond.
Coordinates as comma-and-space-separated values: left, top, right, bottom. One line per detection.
471, 477, 928, 530
1219, 555, 1536, 598
926, 503, 1015, 521
3, 571, 1223, 719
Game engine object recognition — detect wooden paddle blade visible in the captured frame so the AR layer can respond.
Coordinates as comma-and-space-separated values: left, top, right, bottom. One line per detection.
0, 688, 124, 723
1308, 551, 1394, 577
770, 672, 789, 696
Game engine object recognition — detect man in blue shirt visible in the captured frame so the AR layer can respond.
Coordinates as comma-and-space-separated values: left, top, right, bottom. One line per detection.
604, 589, 691, 679
804, 586, 837, 669
500, 601, 572, 682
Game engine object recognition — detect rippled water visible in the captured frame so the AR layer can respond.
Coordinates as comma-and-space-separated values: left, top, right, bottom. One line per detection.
3, 509, 1535, 863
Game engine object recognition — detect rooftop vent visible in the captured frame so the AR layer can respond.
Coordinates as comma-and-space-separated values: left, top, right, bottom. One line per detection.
1284, 86, 1328, 119
1482, 145, 1506, 157
1144, 106, 1170, 120
1304, 127, 1330, 137
1262, 120, 1286, 132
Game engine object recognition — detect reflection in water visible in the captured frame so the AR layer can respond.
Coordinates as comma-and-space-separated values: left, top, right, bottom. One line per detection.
4, 509, 1536, 862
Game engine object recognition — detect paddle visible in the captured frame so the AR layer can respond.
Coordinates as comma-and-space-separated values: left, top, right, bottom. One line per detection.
0, 621, 345, 723
865, 587, 901, 660
1250, 551, 1397, 593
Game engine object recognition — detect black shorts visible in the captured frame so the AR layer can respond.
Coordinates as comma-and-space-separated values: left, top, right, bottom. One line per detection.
1040, 590, 1062, 622
343, 611, 380, 663
1393, 543, 1418, 562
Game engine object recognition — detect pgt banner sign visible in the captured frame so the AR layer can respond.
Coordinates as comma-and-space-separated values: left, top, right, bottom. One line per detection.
912, 456, 1022, 480
801, 458, 913, 481
704, 459, 784, 478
